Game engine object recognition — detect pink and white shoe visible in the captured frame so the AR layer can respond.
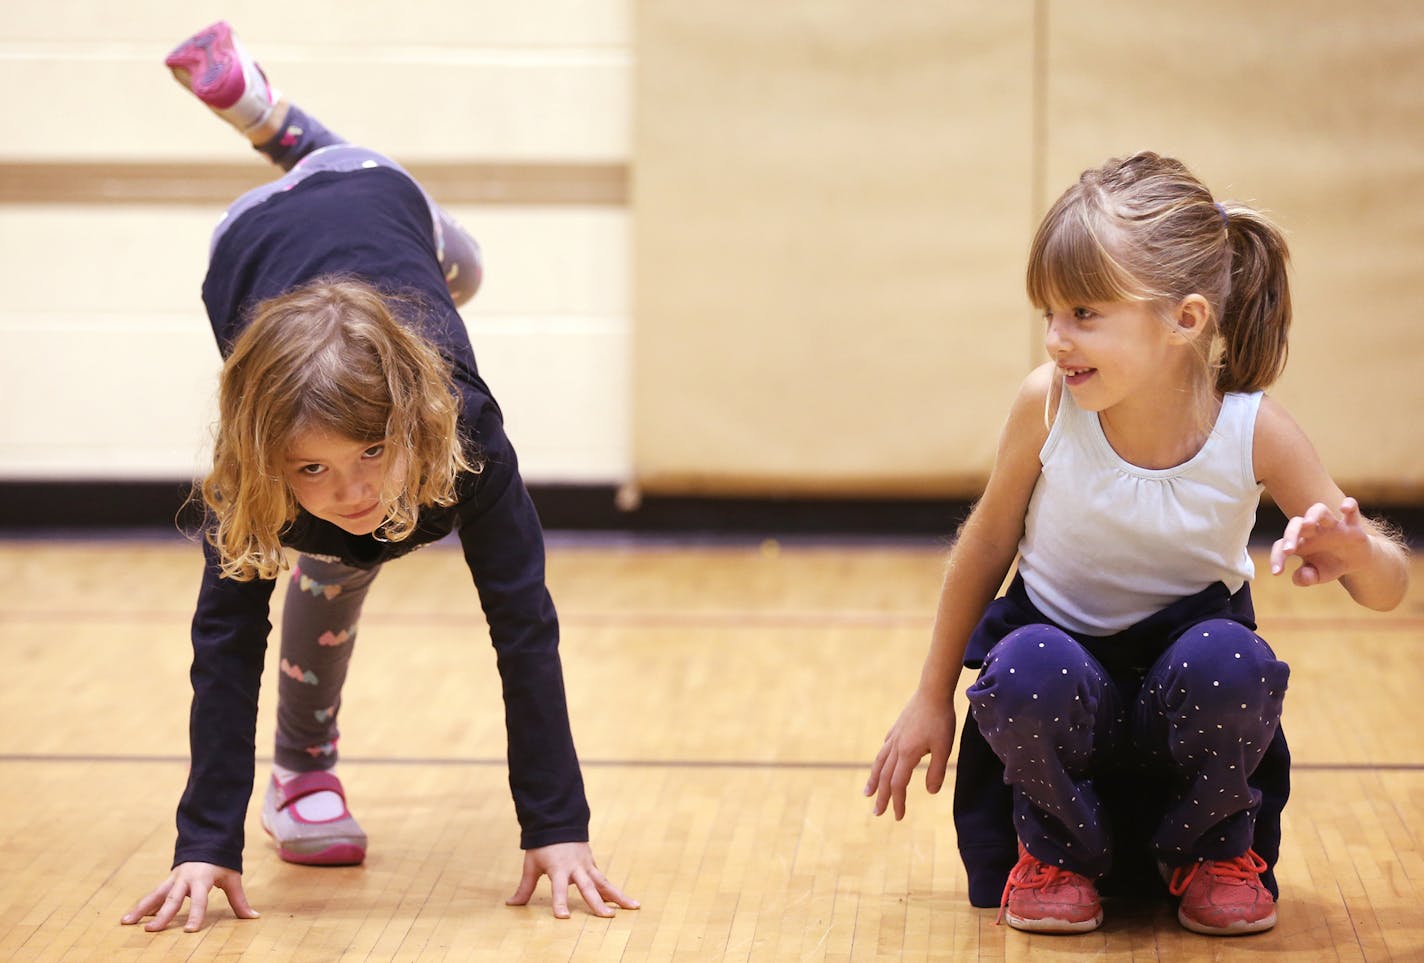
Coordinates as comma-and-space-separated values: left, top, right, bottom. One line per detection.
261, 770, 367, 866
164, 21, 280, 134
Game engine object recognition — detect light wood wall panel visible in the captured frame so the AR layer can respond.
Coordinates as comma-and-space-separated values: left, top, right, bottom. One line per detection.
0, 2, 632, 485
633, 2, 1037, 497
1042, 0, 1424, 499
633, 1, 1424, 499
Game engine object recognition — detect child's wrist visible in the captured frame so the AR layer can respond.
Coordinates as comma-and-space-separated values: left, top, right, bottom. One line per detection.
915, 674, 959, 704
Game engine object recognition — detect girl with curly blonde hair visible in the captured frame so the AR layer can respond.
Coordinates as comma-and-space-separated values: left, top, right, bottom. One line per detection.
123, 21, 636, 935
204, 276, 473, 581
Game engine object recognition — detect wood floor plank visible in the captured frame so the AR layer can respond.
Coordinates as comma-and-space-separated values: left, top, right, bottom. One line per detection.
0, 538, 1419, 960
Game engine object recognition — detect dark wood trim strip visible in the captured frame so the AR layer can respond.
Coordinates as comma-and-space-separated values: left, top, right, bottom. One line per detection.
0, 161, 628, 206
1, 480, 1419, 543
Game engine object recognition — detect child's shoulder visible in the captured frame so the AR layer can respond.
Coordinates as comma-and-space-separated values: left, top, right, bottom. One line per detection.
1014, 362, 1060, 429
1249, 392, 1338, 503
1250, 393, 1307, 449
1012, 362, 1057, 405
997, 362, 1058, 448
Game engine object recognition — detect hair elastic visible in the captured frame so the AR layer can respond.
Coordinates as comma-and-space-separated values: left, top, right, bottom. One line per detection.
1214, 201, 1229, 227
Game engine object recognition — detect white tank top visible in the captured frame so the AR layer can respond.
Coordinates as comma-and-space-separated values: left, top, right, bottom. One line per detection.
1016, 387, 1264, 636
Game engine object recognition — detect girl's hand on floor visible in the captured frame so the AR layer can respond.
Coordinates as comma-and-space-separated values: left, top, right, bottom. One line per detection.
121, 862, 258, 932
865, 690, 957, 821
507, 841, 640, 919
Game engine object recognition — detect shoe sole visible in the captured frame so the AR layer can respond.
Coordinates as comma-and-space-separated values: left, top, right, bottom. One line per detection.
261, 809, 367, 866
1177, 908, 1277, 936
262, 822, 367, 866
1005, 909, 1104, 934
276, 842, 367, 866
164, 23, 244, 109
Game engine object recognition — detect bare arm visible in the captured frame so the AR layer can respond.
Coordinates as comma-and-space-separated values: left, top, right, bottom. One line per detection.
864, 363, 1054, 819
1254, 396, 1409, 611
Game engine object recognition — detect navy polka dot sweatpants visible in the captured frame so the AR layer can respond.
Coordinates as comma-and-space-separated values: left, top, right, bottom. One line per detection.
966, 619, 1289, 878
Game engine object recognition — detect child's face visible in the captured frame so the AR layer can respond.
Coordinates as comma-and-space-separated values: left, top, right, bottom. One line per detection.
283, 428, 390, 536
1041, 299, 1181, 411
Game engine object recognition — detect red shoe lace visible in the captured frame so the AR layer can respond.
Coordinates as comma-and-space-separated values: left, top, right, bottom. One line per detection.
1168, 849, 1268, 896
997, 848, 1081, 925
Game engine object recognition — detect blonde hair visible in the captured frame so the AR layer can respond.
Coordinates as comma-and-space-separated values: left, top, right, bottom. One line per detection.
1026, 151, 1292, 394
201, 276, 476, 580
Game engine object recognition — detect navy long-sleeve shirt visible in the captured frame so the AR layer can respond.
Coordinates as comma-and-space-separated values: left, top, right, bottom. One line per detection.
174, 166, 588, 872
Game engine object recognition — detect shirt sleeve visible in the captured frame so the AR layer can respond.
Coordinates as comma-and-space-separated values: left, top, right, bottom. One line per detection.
455, 406, 591, 849
172, 538, 276, 872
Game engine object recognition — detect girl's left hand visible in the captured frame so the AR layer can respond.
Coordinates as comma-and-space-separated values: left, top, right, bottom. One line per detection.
1270, 497, 1371, 586
507, 841, 640, 919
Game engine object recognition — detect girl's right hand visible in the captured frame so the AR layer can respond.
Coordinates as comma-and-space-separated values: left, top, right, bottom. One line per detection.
120, 862, 259, 932
864, 690, 957, 821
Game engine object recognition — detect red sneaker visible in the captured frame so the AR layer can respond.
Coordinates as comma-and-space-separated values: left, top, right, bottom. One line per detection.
1169, 850, 1277, 935
998, 842, 1103, 933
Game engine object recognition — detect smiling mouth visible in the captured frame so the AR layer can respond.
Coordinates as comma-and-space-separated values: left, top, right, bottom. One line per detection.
339, 502, 381, 520
1060, 365, 1096, 381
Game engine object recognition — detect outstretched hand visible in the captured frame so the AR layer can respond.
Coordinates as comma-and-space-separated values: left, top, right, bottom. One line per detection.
120, 862, 258, 933
507, 841, 639, 919
1270, 497, 1372, 587
864, 690, 957, 821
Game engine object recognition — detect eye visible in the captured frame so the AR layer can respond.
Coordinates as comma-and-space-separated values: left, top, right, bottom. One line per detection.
1072, 306, 1096, 321
362, 443, 386, 460
297, 463, 326, 477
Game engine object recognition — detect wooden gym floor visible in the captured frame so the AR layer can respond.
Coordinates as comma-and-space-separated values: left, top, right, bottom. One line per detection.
0, 534, 1420, 961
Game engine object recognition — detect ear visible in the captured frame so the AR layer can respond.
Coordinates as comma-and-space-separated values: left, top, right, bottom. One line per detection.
1168, 294, 1211, 343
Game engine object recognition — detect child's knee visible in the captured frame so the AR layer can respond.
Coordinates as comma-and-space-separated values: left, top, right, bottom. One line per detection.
1167, 622, 1288, 701
1150, 621, 1289, 738
969, 626, 1103, 727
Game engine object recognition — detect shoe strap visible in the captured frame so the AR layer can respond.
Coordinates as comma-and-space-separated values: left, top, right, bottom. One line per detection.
276, 770, 347, 810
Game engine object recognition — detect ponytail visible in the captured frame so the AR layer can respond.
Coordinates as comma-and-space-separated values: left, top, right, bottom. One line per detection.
1215, 205, 1292, 393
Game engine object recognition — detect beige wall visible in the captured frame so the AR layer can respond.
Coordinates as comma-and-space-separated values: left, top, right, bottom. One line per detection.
634, 2, 1035, 497
3, 2, 1422, 502
633, 0, 1424, 500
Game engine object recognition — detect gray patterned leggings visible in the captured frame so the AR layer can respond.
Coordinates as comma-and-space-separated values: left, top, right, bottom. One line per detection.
274, 555, 381, 772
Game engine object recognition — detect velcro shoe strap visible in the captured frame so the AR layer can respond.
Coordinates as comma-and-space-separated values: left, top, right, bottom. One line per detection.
277, 770, 347, 810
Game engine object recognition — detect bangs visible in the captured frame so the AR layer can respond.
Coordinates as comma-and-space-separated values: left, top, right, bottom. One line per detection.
1025, 200, 1146, 310
291, 387, 389, 444
287, 338, 392, 444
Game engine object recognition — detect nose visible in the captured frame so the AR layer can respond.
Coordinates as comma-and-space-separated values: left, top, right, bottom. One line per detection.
1044, 313, 1069, 356
332, 468, 373, 506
